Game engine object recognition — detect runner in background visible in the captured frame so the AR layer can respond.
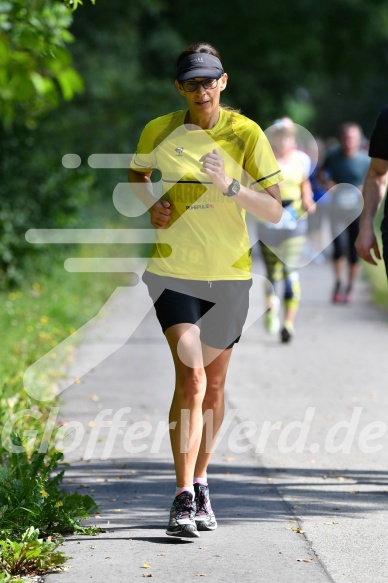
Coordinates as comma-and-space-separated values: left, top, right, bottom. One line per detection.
355, 105, 388, 279
320, 122, 370, 302
258, 117, 315, 343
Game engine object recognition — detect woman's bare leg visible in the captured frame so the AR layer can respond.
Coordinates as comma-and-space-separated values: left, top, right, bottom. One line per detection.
194, 346, 233, 477
165, 323, 206, 487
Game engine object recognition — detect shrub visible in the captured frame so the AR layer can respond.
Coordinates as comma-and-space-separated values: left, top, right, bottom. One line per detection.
0, 440, 98, 537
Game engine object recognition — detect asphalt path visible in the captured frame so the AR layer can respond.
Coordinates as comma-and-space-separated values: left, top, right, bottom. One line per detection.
44, 246, 388, 583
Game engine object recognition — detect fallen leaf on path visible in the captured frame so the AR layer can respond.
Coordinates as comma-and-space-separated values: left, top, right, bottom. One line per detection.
196, 575, 207, 577
297, 558, 313, 563
292, 527, 305, 534
142, 575, 153, 578
142, 563, 152, 569
324, 521, 338, 525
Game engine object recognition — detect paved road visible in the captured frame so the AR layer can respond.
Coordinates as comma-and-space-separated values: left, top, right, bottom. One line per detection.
45, 250, 388, 583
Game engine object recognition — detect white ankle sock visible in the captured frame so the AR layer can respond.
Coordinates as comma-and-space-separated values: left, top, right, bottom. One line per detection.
193, 474, 208, 486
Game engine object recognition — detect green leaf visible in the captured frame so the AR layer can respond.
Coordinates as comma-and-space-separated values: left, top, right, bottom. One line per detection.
29, 72, 56, 96
24, 543, 42, 560
57, 67, 84, 100
18, 29, 43, 53
8, 75, 35, 102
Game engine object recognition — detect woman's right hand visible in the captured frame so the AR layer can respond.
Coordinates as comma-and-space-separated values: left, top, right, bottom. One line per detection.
150, 200, 171, 229
355, 223, 381, 266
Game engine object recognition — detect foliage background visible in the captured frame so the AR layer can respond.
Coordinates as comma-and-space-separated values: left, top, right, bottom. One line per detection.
0, 1, 387, 575
1, 0, 388, 285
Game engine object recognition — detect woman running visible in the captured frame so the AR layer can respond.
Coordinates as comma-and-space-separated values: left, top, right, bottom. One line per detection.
128, 42, 283, 538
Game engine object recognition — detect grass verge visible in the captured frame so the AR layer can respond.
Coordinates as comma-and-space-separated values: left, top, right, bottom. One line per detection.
360, 213, 388, 311
362, 259, 388, 310
1, 241, 133, 579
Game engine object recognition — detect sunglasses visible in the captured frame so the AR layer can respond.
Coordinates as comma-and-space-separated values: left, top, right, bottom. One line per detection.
181, 79, 219, 92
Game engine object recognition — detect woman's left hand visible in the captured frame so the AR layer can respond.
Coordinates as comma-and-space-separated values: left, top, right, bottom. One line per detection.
302, 196, 316, 213
199, 149, 231, 193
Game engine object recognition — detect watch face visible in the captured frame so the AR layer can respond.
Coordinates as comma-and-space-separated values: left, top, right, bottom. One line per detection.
231, 181, 239, 194
231, 179, 240, 195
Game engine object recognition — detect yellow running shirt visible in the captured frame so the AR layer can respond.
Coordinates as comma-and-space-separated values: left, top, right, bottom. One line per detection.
277, 149, 311, 216
131, 107, 283, 280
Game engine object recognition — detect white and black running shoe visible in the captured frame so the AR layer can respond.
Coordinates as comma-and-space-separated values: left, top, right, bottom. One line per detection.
165, 491, 200, 538
194, 483, 217, 531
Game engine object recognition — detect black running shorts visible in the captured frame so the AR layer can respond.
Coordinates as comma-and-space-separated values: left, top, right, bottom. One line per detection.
142, 271, 252, 349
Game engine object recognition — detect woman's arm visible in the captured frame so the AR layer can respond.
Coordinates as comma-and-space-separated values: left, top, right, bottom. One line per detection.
199, 149, 283, 223
301, 178, 316, 212
355, 157, 388, 265
128, 169, 171, 229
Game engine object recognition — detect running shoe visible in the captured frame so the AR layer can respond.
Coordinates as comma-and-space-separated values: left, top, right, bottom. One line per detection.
265, 295, 280, 335
194, 483, 217, 531
280, 321, 295, 344
165, 491, 200, 538
332, 282, 343, 303
343, 286, 352, 303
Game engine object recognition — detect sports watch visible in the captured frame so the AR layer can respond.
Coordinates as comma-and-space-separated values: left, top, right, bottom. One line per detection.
223, 178, 240, 197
